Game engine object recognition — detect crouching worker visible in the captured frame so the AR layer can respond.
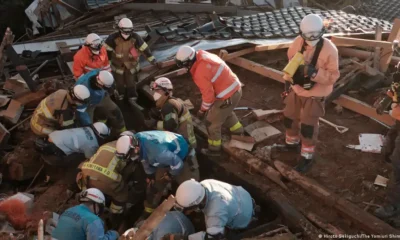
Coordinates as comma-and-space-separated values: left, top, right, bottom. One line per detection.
35, 122, 110, 166
75, 69, 126, 135
146, 77, 197, 148
173, 179, 258, 240
31, 85, 91, 137
76, 138, 146, 225
115, 131, 200, 219
282, 14, 339, 173
122, 211, 195, 240
52, 188, 119, 240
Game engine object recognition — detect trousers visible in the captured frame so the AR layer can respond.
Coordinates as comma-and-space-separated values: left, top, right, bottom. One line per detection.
206, 89, 244, 151
283, 91, 325, 159
113, 69, 138, 99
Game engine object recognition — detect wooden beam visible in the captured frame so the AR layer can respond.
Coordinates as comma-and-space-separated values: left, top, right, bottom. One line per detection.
380, 18, 400, 72
331, 36, 392, 49
274, 161, 400, 235
228, 56, 394, 126
255, 42, 293, 52
374, 25, 383, 69
227, 57, 285, 83
219, 47, 256, 61
339, 47, 400, 65
333, 95, 395, 126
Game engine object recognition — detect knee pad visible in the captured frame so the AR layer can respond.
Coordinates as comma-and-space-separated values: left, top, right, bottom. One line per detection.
283, 117, 293, 129
301, 123, 314, 139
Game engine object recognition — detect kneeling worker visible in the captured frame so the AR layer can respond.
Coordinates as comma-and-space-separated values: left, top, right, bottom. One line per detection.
173, 179, 257, 240
115, 130, 200, 217
35, 122, 110, 166
147, 77, 197, 148
31, 85, 91, 137
52, 188, 119, 240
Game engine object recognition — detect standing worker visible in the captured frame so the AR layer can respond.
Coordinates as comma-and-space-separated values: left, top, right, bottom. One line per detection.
75, 69, 126, 135
375, 70, 400, 220
52, 188, 119, 240
174, 46, 244, 157
73, 33, 111, 80
173, 179, 258, 240
281, 14, 339, 173
30, 85, 90, 137
104, 18, 159, 102
147, 77, 197, 148
115, 130, 200, 219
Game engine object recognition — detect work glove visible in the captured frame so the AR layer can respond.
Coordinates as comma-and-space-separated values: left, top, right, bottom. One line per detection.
146, 173, 156, 186
162, 234, 188, 240
197, 110, 206, 120
161, 171, 173, 182
375, 95, 392, 115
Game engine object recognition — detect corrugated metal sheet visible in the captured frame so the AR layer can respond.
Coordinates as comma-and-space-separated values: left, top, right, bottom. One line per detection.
85, 0, 122, 10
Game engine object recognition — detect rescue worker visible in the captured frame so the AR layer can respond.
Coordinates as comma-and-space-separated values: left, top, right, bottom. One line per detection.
281, 14, 339, 173
30, 85, 91, 137
73, 33, 111, 80
146, 77, 197, 148
375, 70, 400, 220
115, 130, 200, 218
104, 17, 159, 102
35, 122, 110, 166
76, 137, 145, 219
52, 188, 119, 240
75, 69, 126, 134
123, 211, 195, 240
173, 179, 257, 240
175, 46, 244, 157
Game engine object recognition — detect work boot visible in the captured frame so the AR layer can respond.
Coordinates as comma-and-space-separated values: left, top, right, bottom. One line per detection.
374, 204, 400, 219
294, 156, 314, 173
200, 148, 221, 158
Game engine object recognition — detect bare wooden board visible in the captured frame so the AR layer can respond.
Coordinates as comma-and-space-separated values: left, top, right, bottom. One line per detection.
244, 121, 281, 143
0, 99, 24, 124
252, 109, 283, 120
228, 139, 254, 151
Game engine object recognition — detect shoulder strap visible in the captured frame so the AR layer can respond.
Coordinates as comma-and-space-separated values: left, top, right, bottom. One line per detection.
310, 39, 324, 66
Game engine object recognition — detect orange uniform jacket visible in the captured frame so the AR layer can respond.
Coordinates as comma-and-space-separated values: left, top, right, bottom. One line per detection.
287, 36, 340, 98
190, 50, 241, 111
73, 46, 111, 79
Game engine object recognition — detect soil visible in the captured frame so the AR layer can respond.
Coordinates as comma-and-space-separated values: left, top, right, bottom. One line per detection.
170, 54, 392, 234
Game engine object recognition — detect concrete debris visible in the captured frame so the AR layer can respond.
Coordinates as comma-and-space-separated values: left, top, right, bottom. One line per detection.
374, 175, 389, 187
0, 99, 24, 124
228, 139, 255, 151
244, 121, 282, 143
346, 134, 385, 153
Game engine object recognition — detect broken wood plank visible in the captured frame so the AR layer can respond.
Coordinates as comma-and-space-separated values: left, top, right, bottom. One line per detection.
219, 47, 256, 61
0, 28, 14, 76
231, 134, 256, 143
252, 109, 283, 120
305, 212, 345, 235
154, 68, 187, 79
380, 18, 400, 72
255, 41, 295, 52
331, 36, 392, 49
245, 121, 281, 143
126, 195, 175, 240
6, 45, 37, 92
0, 122, 10, 147
228, 139, 254, 151
227, 57, 285, 83
274, 160, 400, 235
333, 95, 395, 126
339, 47, 400, 65
3, 77, 29, 94
374, 25, 383, 69
0, 99, 24, 124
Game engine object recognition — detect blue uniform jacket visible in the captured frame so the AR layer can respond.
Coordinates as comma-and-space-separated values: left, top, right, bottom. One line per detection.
52, 204, 118, 240
136, 131, 189, 176
149, 211, 195, 240
75, 69, 106, 125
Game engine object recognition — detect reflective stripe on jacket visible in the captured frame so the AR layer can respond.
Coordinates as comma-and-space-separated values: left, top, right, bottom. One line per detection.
49, 126, 100, 158
75, 69, 104, 125
80, 141, 123, 190
201, 179, 253, 235
190, 50, 241, 111
149, 211, 195, 240
52, 204, 118, 240
136, 131, 189, 176
30, 89, 75, 136
286, 36, 340, 98
73, 46, 111, 79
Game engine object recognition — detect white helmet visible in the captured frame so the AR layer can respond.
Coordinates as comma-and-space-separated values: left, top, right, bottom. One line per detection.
118, 18, 133, 39
120, 131, 135, 137
115, 135, 139, 160
97, 71, 114, 89
175, 46, 196, 69
85, 33, 103, 53
175, 179, 205, 211
70, 85, 90, 104
79, 188, 105, 205
151, 77, 173, 91
300, 14, 324, 46
93, 122, 110, 138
